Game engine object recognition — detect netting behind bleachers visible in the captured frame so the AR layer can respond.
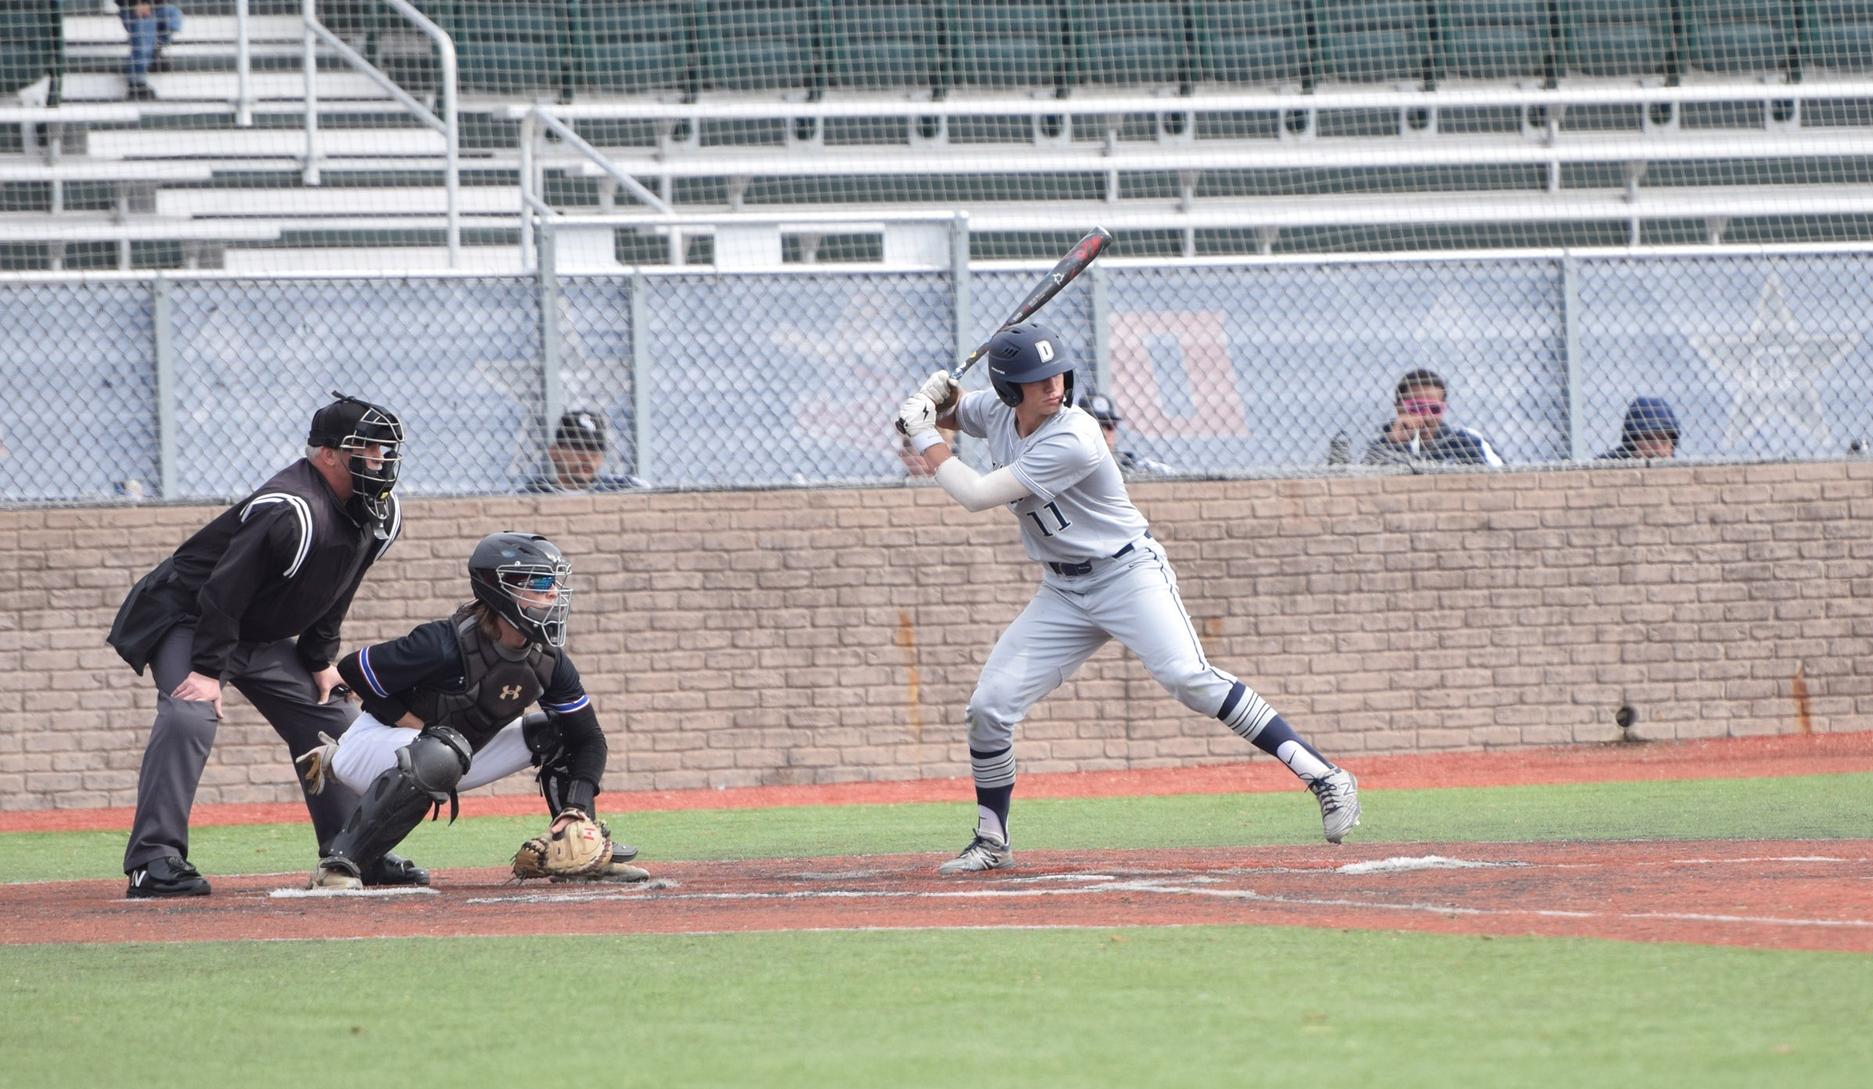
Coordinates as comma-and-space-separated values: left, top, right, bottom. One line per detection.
5, 3, 1873, 272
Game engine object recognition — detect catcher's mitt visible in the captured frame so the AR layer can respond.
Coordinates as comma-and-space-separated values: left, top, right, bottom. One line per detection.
511, 810, 612, 880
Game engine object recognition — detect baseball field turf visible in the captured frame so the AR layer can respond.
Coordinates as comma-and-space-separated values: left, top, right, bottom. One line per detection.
3, 764, 1870, 1088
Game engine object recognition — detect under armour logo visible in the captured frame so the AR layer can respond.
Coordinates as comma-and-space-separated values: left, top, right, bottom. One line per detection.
500, 684, 523, 700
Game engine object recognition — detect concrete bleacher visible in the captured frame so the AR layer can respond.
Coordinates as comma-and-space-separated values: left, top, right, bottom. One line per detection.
5, 2, 1873, 273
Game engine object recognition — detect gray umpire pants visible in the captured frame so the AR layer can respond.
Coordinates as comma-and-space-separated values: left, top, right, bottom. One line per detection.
123, 625, 363, 874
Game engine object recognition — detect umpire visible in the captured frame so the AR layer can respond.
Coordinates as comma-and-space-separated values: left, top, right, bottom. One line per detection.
107, 392, 423, 898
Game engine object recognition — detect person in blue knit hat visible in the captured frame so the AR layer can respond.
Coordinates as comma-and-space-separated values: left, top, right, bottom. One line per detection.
1600, 397, 1680, 460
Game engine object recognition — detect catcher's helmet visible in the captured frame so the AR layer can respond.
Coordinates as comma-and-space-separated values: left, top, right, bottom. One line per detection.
468, 532, 573, 649
987, 322, 1075, 408
307, 391, 404, 523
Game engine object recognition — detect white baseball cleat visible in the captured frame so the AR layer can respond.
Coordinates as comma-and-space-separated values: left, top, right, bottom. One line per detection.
937, 831, 1012, 875
1309, 768, 1361, 844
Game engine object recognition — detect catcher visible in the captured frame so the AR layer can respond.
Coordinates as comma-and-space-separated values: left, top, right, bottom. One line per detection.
298, 531, 647, 888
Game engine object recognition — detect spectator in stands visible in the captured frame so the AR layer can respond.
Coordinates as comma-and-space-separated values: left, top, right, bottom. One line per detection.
524, 408, 645, 493
1362, 368, 1504, 468
1599, 396, 1680, 461
121, 2, 181, 102
1080, 389, 1177, 477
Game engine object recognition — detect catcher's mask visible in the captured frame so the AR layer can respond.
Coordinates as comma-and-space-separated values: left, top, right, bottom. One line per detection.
307, 391, 404, 523
468, 532, 573, 649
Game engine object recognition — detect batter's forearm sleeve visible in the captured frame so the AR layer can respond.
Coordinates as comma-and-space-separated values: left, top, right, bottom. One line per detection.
933, 460, 1031, 513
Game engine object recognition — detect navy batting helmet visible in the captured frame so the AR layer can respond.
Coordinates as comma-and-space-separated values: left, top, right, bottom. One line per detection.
987, 322, 1075, 408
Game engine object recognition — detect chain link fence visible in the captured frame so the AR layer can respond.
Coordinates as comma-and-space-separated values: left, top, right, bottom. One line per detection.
5, 249, 1873, 505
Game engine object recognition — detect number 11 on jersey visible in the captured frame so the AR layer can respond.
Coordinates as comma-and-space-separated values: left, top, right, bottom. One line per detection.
1026, 501, 1071, 538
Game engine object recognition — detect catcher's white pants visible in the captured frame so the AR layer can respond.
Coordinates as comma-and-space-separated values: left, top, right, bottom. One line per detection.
331, 711, 533, 794
965, 536, 1249, 752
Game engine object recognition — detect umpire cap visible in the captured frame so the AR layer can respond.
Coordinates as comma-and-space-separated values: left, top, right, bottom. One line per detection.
307, 392, 402, 449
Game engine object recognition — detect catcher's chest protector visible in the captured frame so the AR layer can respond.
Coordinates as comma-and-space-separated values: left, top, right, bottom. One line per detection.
407, 611, 557, 747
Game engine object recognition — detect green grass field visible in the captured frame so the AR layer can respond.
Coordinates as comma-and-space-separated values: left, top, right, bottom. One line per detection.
4, 773, 1869, 1088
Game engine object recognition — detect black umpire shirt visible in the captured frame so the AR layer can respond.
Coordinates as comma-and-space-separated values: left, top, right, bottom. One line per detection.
107, 459, 401, 678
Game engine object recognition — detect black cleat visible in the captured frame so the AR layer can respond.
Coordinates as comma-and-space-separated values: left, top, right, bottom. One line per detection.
359, 851, 430, 887
126, 856, 210, 898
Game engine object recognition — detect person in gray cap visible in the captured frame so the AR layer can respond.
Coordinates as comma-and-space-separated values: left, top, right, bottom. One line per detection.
524, 409, 645, 493
1079, 390, 1177, 478
106, 392, 426, 897
1600, 397, 1680, 460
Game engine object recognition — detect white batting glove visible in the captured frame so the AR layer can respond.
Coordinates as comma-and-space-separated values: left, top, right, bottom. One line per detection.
917, 369, 962, 415
896, 393, 942, 452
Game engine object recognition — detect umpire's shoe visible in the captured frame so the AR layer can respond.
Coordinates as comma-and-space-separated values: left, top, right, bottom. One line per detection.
126, 856, 210, 898
359, 852, 430, 887
937, 831, 1012, 875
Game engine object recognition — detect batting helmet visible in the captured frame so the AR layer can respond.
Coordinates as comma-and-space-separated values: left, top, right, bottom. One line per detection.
468, 532, 573, 649
987, 322, 1075, 408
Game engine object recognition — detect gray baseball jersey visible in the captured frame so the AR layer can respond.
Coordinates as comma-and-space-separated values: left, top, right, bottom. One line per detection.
955, 390, 1149, 565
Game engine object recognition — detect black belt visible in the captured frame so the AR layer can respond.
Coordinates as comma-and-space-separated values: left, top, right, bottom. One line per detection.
1048, 529, 1150, 577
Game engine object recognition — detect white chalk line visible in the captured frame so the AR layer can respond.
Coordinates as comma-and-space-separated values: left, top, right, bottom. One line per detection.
461, 858, 1873, 930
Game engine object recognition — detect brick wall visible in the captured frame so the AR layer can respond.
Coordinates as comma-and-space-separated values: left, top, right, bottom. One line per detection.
4, 461, 1871, 812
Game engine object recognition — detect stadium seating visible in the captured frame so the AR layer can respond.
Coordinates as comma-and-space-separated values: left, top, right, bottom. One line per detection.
575, 1, 693, 96
1679, 0, 1793, 75
449, 1, 568, 97
1436, 1, 1554, 82
1191, 1, 1308, 86
1068, 1, 1190, 87
948, 0, 1068, 90
823, 1, 942, 92
697, 0, 819, 93
1312, 0, 1433, 84
1560, 0, 1675, 78
0, 1, 61, 99
1799, 0, 1873, 73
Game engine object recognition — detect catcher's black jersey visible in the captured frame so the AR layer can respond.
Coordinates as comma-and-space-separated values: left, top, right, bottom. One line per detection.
107, 459, 400, 677
342, 619, 588, 724
337, 617, 605, 787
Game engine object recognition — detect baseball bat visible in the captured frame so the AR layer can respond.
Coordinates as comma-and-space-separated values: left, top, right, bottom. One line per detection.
951, 226, 1114, 381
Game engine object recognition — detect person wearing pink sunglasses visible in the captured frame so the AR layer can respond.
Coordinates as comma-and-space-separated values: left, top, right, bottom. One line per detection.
1362, 368, 1503, 468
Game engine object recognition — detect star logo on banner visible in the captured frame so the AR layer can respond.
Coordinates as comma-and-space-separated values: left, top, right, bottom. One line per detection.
1689, 274, 1860, 453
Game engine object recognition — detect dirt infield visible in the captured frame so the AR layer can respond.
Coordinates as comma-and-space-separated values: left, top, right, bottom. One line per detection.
7, 735, 1871, 952
7, 840, 1869, 953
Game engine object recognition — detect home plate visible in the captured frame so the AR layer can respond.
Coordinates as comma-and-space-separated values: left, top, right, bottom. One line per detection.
269, 886, 441, 899
1337, 856, 1522, 875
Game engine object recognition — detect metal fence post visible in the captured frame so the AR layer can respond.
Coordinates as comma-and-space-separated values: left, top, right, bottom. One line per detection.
1562, 254, 1583, 461
1090, 263, 1110, 393
152, 275, 177, 499
538, 227, 562, 459
950, 213, 971, 368
629, 271, 651, 483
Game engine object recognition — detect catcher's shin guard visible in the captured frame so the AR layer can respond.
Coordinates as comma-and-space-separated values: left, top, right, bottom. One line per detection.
326, 727, 472, 871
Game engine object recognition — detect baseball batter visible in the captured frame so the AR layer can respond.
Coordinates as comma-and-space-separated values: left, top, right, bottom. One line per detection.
895, 322, 1361, 874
